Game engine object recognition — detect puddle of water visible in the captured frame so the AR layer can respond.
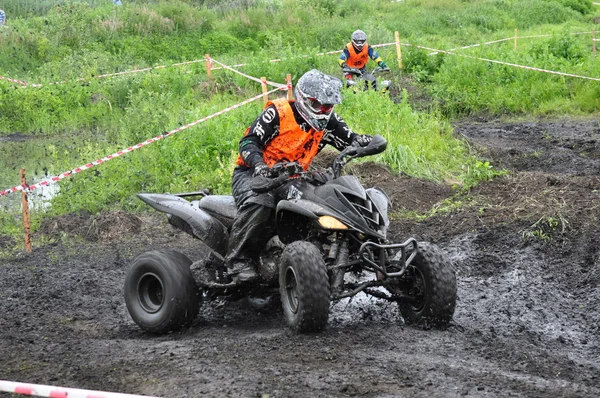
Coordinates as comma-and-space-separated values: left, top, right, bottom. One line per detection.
0, 134, 100, 212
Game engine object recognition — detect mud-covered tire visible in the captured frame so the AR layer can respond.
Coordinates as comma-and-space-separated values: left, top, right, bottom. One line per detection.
398, 242, 456, 328
279, 241, 330, 333
124, 250, 200, 334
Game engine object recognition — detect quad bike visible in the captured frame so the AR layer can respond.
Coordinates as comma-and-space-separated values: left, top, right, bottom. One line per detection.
342, 65, 392, 93
124, 135, 457, 334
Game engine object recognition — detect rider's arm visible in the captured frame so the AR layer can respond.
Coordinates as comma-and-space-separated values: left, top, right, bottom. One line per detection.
339, 48, 350, 67
368, 46, 386, 66
320, 112, 369, 151
238, 105, 280, 168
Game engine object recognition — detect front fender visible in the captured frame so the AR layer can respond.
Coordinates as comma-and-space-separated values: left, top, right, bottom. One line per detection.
276, 199, 352, 244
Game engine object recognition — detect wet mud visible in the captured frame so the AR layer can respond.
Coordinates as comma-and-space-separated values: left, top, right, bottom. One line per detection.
1, 117, 599, 398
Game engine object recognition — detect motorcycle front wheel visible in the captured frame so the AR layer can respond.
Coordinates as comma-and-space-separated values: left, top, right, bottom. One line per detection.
279, 241, 330, 333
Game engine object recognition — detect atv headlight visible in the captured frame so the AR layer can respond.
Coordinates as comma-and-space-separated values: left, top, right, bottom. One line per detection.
318, 216, 348, 230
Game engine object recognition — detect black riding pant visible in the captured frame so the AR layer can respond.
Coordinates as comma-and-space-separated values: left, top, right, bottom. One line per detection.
225, 167, 277, 270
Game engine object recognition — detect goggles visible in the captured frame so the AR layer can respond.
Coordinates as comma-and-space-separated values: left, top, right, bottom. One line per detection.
353, 39, 366, 47
307, 98, 334, 115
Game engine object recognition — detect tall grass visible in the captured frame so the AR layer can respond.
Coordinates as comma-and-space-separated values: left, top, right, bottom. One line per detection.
0, 0, 597, 233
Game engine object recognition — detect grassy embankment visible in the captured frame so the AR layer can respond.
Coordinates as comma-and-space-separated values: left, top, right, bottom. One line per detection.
0, 0, 598, 235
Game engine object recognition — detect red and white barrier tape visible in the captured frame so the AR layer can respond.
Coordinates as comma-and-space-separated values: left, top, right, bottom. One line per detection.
410, 43, 600, 82
1, 59, 204, 88
0, 86, 284, 197
209, 57, 286, 88
0, 75, 28, 86
0, 380, 161, 398
429, 31, 595, 55
3, 31, 596, 87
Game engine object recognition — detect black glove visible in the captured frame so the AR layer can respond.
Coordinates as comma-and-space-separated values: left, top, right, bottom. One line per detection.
253, 163, 272, 178
341, 62, 348, 69
352, 134, 372, 147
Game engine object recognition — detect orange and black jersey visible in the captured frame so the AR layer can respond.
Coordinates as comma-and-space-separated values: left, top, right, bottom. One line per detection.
339, 43, 384, 69
237, 100, 359, 170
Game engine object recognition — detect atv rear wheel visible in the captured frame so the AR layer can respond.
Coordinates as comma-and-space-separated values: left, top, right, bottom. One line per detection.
124, 250, 200, 334
394, 242, 456, 327
279, 241, 330, 333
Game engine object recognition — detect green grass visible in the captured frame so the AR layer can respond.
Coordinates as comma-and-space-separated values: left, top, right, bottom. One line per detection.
0, 0, 598, 234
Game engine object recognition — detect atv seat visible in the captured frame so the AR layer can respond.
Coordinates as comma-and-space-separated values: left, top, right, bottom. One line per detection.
195, 195, 237, 228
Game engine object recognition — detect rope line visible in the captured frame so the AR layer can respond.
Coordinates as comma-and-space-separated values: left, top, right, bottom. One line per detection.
209, 58, 286, 88
0, 87, 282, 197
1, 31, 597, 87
411, 43, 600, 82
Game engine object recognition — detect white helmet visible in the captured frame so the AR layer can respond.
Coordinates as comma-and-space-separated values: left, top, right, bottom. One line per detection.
351, 30, 367, 51
294, 69, 343, 131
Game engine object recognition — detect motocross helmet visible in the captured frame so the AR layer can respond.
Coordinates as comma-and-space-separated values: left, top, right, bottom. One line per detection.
351, 29, 367, 51
294, 69, 343, 132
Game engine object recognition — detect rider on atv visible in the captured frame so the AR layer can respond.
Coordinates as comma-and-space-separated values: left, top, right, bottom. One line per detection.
226, 69, 376, 283
339, 30, 388, 87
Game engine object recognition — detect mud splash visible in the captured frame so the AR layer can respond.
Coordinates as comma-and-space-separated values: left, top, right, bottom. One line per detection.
0, 117, 598, 397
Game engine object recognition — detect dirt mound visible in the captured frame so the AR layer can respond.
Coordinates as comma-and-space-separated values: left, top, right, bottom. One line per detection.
39, 210, 142, 241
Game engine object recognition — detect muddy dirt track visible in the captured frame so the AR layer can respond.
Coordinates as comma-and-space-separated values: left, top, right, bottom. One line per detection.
1, 117, 599, 398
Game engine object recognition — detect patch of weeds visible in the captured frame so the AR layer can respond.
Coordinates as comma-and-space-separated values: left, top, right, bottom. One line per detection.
462, 160, 507, 189
529, 150, 544, 158
521, 214, 569, 243
389, 208, 427, 221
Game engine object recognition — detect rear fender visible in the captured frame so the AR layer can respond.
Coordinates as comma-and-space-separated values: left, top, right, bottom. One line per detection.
137, 193, 229, 255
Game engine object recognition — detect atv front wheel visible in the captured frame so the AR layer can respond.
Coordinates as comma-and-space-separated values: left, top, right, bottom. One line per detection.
124, 250, 200, 334
394, 242, 456, 327
279, 241, 330, 333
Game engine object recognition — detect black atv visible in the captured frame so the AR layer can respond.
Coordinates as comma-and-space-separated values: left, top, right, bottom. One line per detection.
342, 66, 392, 93
124, 135, 457, 334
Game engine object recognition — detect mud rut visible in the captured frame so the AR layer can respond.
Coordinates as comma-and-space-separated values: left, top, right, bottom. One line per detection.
1, 118, 599, 398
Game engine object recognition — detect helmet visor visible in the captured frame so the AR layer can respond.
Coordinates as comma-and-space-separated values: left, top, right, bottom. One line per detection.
307, 98, 334, 116
352, 39, 366, 49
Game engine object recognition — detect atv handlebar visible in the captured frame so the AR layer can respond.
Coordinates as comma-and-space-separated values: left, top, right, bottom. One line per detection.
342, 66, 390, 76
251, 134, 388, 194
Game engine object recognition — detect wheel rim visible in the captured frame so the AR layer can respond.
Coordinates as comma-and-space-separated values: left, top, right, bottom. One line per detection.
283, 266, 299, 314
137, 272, 164, 313
409, 267, 426, 312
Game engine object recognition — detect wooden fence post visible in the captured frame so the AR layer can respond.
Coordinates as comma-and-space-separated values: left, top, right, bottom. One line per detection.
286, 74, 293, 100
205, 54, 212, 78
514, 29, 518, 51
20, 168, 32, 253
394, 31, 403, 69
261, 77, 268, 104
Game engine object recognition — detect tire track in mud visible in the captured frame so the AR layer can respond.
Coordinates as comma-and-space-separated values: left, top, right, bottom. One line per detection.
1, 118, 599, 397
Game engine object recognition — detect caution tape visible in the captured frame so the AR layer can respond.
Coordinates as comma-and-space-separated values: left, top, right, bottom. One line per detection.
0, 59, 205, 88
0, 380, 161, 398
2, 31, 596, 88
0, 75, 28, 86
428, 31, 595, 55
0, 86, 284, 197
410, 43, 600, 82
209, 57, 286, 88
